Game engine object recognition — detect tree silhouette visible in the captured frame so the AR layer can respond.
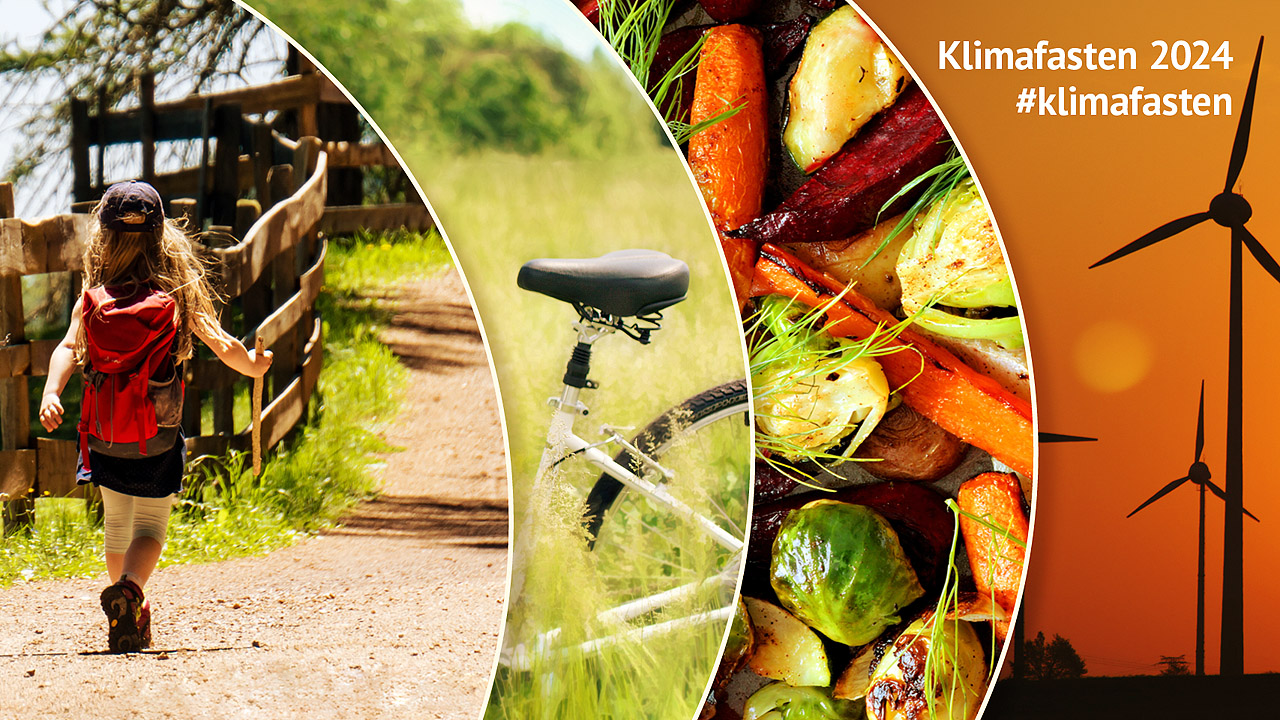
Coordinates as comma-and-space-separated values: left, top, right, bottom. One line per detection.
1158, 655, 1192, 676
1021, 631, 1088, 680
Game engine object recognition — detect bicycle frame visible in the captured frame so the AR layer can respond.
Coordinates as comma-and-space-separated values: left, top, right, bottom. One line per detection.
501, 320, 745, 671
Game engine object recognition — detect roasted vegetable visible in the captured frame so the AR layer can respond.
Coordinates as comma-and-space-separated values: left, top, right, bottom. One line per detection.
700, 0, 763, 23
751, 245, 1033, 477
897, 179, 1022, 350
745, 683, 865, 720
751, 295, 893, 466
771, 500, 924, 646
783, 212, 913, 311
648, 24, 710, 123
744, 596, 832, 686
733, 87, 949, 246
688, 23, 769, 307
783, 6, 909, 172
957, 472, 1029, 639
833, 639, 880, 701
713, 597, 757, 692
755, 458, 800, 503
754, 350, 889, 463
762, 14, 819, 77
749, 482, 953, 593
853, 405, 968, 482
574, 0, 600, 26
865, 616, 988, 720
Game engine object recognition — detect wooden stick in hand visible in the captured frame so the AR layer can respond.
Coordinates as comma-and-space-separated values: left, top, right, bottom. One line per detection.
253, 335, 265, 476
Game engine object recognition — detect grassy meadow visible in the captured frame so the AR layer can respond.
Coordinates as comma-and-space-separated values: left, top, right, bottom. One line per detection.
418, 150, 750, 719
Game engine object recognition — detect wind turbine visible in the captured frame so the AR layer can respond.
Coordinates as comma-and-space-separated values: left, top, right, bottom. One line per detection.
1090, 37, 1267, 676
1126, 381, 1259, 676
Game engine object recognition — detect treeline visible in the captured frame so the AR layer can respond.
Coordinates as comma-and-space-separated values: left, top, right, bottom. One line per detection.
262, 0, 665, 156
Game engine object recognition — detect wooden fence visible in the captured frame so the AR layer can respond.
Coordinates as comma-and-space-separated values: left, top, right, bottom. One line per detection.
0, 139, 329, 529
2, 60, 437, 530
70, 62, 433, 236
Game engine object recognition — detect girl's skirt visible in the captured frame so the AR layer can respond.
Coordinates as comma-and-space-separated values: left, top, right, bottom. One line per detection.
76, 435, 185, 498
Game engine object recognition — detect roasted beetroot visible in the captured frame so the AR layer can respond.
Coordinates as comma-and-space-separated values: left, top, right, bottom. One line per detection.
730, 86, 948, 245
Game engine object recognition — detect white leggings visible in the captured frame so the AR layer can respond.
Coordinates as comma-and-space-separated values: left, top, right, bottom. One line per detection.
99, 487, 175, 555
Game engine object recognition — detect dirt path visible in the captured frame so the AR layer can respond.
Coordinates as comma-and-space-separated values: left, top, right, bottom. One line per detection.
0, 270, 509, 719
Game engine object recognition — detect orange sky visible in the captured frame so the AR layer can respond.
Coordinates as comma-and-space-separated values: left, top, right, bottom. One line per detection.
852, 0, 1280, 675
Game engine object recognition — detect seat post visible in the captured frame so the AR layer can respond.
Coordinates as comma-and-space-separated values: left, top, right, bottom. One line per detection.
563, 341, 593, 389
550, 321, 612, 418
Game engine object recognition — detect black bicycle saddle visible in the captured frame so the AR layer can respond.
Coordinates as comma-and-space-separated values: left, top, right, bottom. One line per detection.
517, 249, 689, 317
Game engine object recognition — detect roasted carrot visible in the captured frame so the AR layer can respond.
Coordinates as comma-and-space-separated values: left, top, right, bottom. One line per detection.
957, 472, 1030, 639
750, 244, 1034, 476
688, 24, 768, 309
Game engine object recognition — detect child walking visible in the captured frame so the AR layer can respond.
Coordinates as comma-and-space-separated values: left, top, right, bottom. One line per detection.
38, 180, 272, 652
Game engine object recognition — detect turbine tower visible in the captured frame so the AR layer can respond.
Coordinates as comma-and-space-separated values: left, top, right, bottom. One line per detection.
1091, 38, 1268, 676
1126, 382, 1259, 676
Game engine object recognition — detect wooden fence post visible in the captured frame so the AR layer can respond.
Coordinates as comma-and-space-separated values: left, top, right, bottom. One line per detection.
235, 199, 261, 242
94, 87, 108, 195
171, 198, 197, 229
293, 137, 323, 263
138, 72, 157, 184
252, 122, 273, 209
318, 102, 362, 207
0, 183, 34, 532
211, 103, 243, 228
70, 99, 91, 204
247, 164, 293, 359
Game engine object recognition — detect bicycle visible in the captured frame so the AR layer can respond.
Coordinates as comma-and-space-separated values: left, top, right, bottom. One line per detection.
499, 249, 750, 672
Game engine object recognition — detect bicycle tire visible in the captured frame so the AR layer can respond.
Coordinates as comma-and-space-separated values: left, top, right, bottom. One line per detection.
582, 378, 750, 549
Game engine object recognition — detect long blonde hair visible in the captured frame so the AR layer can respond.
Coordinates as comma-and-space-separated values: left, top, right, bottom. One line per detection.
77, 211, 222, 362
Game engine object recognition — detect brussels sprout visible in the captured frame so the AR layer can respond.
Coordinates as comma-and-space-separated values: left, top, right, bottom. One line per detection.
751, 296, 891, 463
771, 501, 924, 646
896, 179, 1023, 350
865, 617, 988, 720
745, 683, 866, 720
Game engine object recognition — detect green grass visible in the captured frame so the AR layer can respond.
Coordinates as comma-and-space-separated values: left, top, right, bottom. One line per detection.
407, 148, 750, 720
0, 229, 451, 586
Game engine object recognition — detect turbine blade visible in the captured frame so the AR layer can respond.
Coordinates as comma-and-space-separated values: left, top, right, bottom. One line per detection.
1090, 213, 1211, 269
1039, 432, 1098, 443
1240, 225, 1280, 284
1203, 479, 1261, 522
1127, 476, 1191, 518
1225, 37, 1265, 192
1195, 380, 1205, 461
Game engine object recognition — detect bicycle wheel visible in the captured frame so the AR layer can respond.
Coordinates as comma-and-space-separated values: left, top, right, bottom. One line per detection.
581, 379, 751, 610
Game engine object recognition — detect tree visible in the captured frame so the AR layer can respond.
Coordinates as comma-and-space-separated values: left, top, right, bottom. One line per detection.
251, 0, 662, 158
1158, 655, 1192, 676
1020, 631, 1088, 680
1, 0, 282, 212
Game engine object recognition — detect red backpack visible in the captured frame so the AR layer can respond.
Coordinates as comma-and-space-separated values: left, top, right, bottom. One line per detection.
78, 285, 182, 468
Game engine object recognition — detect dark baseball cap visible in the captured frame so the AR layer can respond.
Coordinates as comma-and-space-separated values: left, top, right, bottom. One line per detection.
98, 180, 164, 232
